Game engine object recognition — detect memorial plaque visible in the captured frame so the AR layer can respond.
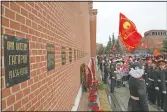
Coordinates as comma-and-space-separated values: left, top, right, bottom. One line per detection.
47, 44, 55, 71
74, 49, 76, 60
62, 47, 66, 65
4, 34, 30, 88
69, 48, 72, 63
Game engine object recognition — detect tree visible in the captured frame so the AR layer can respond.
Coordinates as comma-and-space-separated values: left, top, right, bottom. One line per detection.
105, 35, 112, 55
97, 44, 105, 55
115, 39, 123, 54
161, 38, 167, 53
111, 33, 116, 48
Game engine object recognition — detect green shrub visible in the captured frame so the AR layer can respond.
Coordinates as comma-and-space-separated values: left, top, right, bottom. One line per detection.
98, 82, 107, 90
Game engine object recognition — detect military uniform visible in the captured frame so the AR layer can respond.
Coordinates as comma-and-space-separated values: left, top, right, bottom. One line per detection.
157, 60, 167, 110
164, 66, 167, 111
110, 62, 116, 93
128, 62, 149, 111
103, 60, 108, 84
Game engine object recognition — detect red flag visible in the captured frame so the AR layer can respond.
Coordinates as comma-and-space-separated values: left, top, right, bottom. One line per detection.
153, 49, 160, 56
119, 13, 142, 51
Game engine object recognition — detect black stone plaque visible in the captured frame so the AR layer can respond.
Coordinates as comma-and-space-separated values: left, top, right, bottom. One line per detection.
47, 44, 55, 71
69, 48, 72, 63
74, 49, 76, 60
62, 47, 66, 65
4, 34, 30, 88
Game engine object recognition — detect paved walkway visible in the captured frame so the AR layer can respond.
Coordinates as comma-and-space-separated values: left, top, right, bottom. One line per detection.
77, 92, 89, 111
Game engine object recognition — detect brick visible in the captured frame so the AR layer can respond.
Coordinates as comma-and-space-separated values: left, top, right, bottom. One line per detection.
21, 81, 28, 89
2, 2, 9, 7
11, 84, 20, 93
7, 95, 15, 106
5, 105, 14, 111
16, 13, 26, 24
16, 31, 26, 38
19, 106, 25, 111
27, 2, 35, 8
22, 96, 29, 105
21, 8, 28, 17
10, 20, 20, 31
10, 2, 20, 13
26, 18, 32, 27
23, 87, 30, 96
32, 21, 38, 30
30, 56, 36, 63
29, 92, 35, 100
21, 25, 29, 33
36, 56, 41, 62
14, 100, 22, 110
17, 2, 26, 8
2, 88, 11, 98
28, 78, 34, 86
32, 7, 38, 16
25, 101, 32, 110
2, 99, 6, 110
16, 90, 24, 101
5, 8, 15, 20
5, 28, 15, 36
25, 3, 32, 11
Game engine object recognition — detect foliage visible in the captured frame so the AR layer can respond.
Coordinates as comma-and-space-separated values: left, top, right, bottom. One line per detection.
161, 38, 167, 53
97, 44, 105, 55
105, 35, 112, 55
115, 39, 123, 55
111, 33, 116, 48
98, 82, 107, 90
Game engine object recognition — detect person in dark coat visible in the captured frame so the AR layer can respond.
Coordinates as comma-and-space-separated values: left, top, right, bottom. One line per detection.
110, 59, 116, 93
128, 62, 149, 111
156, 60, 167, 110
163, 61, 167, 111
147, 60, 158, 105
103, 58, 109, 84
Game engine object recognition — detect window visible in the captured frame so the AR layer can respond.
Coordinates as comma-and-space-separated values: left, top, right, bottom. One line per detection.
163, 32, 166, 35
161, 32, 163, 35
155, 32, 157, 35
158, 32, 160, 35
152, 32, 154, 35
61, 47, 66, 65
69, 48, 72, 63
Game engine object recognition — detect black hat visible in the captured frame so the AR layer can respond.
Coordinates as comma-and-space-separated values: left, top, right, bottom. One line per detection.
158, 60, 166, 65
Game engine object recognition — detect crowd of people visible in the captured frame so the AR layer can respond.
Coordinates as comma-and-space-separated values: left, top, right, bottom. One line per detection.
97, 54, 167, 111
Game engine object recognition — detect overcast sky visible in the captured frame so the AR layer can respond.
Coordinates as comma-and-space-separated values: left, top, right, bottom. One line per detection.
93, 2, 167, 46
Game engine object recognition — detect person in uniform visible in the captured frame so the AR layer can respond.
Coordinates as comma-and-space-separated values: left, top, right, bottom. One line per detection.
150, 60, 160, 106
156, 60, 166, 110
109, 59, 116, 93
128, 61, 149, 111
163, 61, 167, 111
147, 57, 154, 104
103, 57, 109, 84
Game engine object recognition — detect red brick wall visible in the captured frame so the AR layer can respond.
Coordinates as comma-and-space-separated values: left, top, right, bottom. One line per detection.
1, 2, 91, 111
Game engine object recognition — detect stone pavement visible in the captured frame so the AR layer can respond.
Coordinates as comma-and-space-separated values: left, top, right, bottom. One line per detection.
113, 85, 159, 111
77, 92, 89, 111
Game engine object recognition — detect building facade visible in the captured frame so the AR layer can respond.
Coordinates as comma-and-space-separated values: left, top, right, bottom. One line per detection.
141, 30, 167, 50
1, 2, 97, 111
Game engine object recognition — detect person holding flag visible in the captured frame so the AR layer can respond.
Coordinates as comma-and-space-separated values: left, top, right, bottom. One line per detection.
118, 13, 148, 111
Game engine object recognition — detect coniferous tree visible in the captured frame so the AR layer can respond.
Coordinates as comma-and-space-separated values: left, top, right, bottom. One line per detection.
105, 35, 112, 55
161, 38, 167, 53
